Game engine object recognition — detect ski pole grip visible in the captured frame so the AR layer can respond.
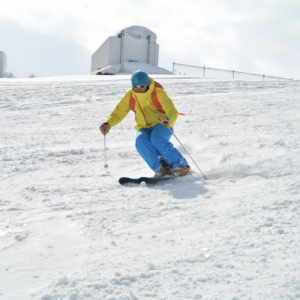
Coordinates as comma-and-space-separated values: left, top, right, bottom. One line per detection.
100, 123, 110, 135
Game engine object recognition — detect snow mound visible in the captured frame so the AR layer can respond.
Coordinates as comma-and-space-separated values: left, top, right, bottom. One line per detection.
93, 61, 172, 75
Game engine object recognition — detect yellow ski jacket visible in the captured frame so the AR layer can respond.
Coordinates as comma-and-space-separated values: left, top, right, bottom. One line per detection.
103, 77, 178, 131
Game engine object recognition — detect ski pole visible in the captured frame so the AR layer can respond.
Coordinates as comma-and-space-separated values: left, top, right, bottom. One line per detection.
167, 127, 207, 180
104, 135, 108, 168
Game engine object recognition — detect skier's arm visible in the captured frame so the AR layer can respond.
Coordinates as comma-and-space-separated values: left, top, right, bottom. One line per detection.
156, 90, 178, 127
103, 92, 131, 128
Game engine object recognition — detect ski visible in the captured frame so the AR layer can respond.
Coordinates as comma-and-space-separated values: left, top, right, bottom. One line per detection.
119, 176, 176, 186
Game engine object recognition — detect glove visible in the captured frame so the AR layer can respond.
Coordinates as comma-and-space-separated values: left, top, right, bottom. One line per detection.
157, 115, 169, 128
100, 123, 110, 136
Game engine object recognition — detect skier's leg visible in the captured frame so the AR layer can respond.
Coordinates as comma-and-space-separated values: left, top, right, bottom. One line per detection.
150, 124, 189, 168
135, 128, 162, 171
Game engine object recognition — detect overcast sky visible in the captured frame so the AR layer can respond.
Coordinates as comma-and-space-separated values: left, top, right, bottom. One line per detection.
1, 0, 299, 78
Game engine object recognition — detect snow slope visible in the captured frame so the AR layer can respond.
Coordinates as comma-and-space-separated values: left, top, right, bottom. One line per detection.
0, 75, 299, 300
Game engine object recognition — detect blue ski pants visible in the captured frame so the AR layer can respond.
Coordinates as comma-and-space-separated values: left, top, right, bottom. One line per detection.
135, 124, 189, 172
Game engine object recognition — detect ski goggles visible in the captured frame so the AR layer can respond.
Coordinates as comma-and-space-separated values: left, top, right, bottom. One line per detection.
133, 85, 147, 89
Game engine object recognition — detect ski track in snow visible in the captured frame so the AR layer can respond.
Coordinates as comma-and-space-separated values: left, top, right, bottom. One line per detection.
0, 75, 300, 300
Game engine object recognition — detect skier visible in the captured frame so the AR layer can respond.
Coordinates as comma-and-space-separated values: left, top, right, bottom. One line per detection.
100, 70, 190, 177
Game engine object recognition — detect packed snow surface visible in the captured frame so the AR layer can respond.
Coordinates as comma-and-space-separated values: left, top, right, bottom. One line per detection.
0, 75, 299, 300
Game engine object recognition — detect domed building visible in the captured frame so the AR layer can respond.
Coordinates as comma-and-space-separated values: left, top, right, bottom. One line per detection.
91, 25, 171, 75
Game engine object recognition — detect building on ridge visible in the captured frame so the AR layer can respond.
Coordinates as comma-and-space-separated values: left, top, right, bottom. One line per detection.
91, 25, 171, 75
0, 51, 7, 78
